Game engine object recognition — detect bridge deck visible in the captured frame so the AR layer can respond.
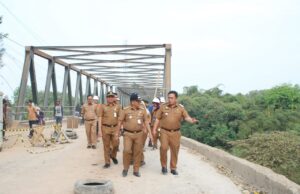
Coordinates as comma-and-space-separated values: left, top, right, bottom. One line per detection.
0, 124, 241, 194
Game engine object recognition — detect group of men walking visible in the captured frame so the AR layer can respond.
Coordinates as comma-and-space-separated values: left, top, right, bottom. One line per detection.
81, 90, 198, 177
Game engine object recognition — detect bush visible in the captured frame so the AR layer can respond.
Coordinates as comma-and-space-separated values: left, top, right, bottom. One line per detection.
229, 131, 300, 185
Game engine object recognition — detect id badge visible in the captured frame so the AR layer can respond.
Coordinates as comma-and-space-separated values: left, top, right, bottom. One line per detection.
138, 119, 141, 124
114, 112, 117, 117
165, 112, 168, 116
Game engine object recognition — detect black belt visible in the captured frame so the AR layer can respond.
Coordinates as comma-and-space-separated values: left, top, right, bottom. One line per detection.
162, 128, 180, 132
123, 129, 142, 134
85, 119, 95, 121
102, 124, 117, 128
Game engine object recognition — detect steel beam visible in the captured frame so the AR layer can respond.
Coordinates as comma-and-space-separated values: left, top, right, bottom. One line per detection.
100, 82, 104, 104
44, 59, 54, 107
164, 44, 172, 95
36, 44, 164, 49
85, 77, 91, 101
93, 79, 98, 96
61, 66, 69, 106
16, 47, 32, 119
67, 69, 72, 109
33, 48, 109, 85
74, 72, 81, 111
70, 61, 164, 66
29, 53, 38, 104
51, 64, 58, 103
55, 52, 164, 58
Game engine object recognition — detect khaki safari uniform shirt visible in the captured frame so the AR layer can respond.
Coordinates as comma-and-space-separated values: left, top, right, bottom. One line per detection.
99, 103, 121, 126
119, 106, 148, 131
81, 103, 98, 120
156, 103, 189, 130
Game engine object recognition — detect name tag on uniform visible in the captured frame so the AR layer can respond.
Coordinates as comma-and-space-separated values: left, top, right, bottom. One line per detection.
114, 112, 117, 117
138, 119, 141, 124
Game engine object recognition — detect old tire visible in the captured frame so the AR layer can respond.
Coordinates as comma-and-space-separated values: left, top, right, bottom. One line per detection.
74, 179, 114, 194
69, 134, 78, 139
65, 130, 76, 137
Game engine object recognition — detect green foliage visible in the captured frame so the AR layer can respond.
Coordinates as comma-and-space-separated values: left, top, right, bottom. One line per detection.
180, 84, 300, 146
12, 85, 62, 106
229, 131, 300, 184
179, 84, 300, 184
264, 84, 300, 110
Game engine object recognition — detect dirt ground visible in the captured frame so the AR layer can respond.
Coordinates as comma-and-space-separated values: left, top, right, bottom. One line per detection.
0, 124, 242, 194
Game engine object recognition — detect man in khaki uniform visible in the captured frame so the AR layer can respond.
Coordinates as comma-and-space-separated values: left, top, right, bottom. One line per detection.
98, 91, 121, 168
153, 91, 198, 175
117, 93, 153, 177
81, 95, 99, 149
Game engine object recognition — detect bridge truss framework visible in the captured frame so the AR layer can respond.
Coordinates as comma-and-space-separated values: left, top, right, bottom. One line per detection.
16, 44, 171, 119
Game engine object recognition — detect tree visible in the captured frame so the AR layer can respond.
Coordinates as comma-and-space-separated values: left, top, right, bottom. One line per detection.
263, 84, 300, 110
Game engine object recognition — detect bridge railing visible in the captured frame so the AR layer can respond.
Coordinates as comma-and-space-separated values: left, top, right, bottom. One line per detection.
7, 105, 80, 124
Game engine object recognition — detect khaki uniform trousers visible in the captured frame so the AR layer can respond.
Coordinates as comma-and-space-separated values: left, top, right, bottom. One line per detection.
141, 131, 148, 162
123, 131, 143, 172
102, 126, 119, 164
160, 129, 181, 170
85, 120, 97, 146
151, 126, 159, 147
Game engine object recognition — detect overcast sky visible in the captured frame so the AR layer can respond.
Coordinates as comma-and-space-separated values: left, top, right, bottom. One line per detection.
0, 0, 300, 100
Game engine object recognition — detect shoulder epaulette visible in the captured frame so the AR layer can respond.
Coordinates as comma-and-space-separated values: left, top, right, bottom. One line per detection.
179, 104, 184, 108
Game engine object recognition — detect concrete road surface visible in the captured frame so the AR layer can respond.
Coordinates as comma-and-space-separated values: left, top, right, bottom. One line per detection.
0, 125, 241, 194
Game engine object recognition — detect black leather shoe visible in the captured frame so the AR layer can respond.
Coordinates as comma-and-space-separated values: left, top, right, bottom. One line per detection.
111, 158, 118, 164
103, 164, 110, 169
162, 167, 168, 175
140, 161, 146, 166
133, 172, 141, 177
91, 145, 96, 149
87, 145, 92, 149
171, 169, 178, 175
148, 140, 153, 147
122, 170, 128, 177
